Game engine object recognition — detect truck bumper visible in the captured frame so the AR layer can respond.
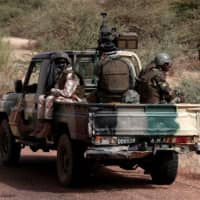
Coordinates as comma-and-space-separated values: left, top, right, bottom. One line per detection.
84, 146, 182, 160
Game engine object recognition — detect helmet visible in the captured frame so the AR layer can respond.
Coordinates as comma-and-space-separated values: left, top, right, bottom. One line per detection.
154, 53, 172, 66
51, 51, 72, 64
51, 52, 71, 79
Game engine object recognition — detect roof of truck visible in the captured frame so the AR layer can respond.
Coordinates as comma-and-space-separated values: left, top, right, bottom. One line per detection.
32, 50, 97, 60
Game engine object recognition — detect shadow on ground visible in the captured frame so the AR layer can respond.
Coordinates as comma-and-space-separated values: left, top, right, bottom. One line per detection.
0, 154, 159, 193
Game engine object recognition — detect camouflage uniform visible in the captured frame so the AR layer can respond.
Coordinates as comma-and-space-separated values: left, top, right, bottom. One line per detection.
38, 67, 84, 120
135, 62, 173, 104
92, 53, 139, 103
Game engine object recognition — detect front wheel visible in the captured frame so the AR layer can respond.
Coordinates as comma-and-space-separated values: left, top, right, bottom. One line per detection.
0, 119, 21, 166
150, 151, 178, 185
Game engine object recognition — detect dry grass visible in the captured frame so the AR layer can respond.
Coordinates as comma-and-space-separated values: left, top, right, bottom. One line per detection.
179, 153, 200, 175
0, 0, 199, 100
0, 36, 33, 93
166, 55, 200, 103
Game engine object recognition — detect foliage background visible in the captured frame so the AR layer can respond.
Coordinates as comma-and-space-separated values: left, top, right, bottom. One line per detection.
0, 0, 199, 102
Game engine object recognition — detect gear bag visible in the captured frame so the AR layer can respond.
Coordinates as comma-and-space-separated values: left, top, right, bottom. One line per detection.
98, 57, 133, 94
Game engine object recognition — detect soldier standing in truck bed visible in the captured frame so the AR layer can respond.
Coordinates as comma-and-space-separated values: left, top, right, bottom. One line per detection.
135, 53, 179, 104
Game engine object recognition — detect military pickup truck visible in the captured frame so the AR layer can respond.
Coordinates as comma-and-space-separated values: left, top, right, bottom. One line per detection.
0, 49, 200, 187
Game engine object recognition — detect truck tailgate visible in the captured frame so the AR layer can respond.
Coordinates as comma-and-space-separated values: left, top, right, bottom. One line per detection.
92, 104, 200, 136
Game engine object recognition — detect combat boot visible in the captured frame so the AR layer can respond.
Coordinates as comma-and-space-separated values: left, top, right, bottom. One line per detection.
35, 120, 52, 139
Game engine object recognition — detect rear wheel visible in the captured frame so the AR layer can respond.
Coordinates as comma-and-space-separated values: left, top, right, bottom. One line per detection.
150, 151, 178, 185
0, 119, 21, 166
57, 134, 74, 187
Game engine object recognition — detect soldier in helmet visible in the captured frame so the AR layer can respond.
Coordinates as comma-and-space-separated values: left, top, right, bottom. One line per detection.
135, 52, 180, 104
31, 52, 85, 139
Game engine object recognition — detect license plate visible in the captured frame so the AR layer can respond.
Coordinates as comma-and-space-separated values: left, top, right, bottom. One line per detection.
117, 137, 135, 145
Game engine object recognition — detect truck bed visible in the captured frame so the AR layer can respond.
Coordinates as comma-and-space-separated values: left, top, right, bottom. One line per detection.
54, 102, 200, 138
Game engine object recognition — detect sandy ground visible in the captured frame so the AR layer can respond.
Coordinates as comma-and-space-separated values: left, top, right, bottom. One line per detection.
0, 148, 200, 200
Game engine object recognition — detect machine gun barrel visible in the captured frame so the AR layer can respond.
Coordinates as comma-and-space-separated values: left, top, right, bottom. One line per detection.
100, 12, 107, 31
98, 12, 117, 52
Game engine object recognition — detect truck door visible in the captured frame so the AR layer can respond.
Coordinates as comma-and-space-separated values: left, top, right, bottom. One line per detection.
9, 60, 43, 137
23, 60, 42, 129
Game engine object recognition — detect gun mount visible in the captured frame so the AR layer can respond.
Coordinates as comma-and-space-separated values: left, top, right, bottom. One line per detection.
98, 12, 138, 53
98, 12, 116, 52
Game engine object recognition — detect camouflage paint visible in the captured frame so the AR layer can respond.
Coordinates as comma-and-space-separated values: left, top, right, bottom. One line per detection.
145, 104, 179, 135
0, 93, 20, 114
54, 103, 200, 139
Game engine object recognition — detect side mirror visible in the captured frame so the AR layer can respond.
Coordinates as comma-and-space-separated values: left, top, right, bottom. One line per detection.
14, 80, 23, 93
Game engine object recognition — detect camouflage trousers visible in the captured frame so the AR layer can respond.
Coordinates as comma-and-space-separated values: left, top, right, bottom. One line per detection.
38, 94, 75, 120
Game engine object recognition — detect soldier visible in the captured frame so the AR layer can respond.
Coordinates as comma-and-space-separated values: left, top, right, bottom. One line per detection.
91, 53, 140, 104
135, 53, 178, 104
32, 52, 85, 139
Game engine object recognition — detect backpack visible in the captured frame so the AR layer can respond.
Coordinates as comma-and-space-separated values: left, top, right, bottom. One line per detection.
98, 56, 134, 94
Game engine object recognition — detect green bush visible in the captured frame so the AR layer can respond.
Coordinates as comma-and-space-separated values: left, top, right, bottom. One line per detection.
171, 0, 200, 20
0, 37, 10, 69
9, 0, 101, 50
0, 5, 23, 27
170, 0, 200, 48
0, 36, 14, 92
0, 0, 46, 28
179, 78, 200, 103
0, 0, 198, 55
0, 2, 199, 60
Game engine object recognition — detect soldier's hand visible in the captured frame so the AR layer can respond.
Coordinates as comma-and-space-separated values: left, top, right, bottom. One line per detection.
51, 88, 60, 97
171, 89, 185, 103
72, 94, 82, 102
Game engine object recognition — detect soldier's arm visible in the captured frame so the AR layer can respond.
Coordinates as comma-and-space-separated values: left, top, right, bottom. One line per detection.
57, 72, 80, 98
50, 72, 77, 97
152, 75, 173, 102
153, 77, 185, 103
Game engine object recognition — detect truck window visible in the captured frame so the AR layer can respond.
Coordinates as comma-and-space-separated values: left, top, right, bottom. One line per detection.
26, 60, 42, 93
75, 57, 97, 87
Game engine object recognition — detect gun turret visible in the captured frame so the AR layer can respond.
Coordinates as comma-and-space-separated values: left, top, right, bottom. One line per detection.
97, 13, 138, 53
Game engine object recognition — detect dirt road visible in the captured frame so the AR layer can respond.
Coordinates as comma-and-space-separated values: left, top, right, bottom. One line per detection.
0, 148, 200, 200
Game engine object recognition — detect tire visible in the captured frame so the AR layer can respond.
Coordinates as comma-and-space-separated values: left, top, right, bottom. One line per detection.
0, 119, 21, 166
57, 134, 75, 187
150, 151, 178, 185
